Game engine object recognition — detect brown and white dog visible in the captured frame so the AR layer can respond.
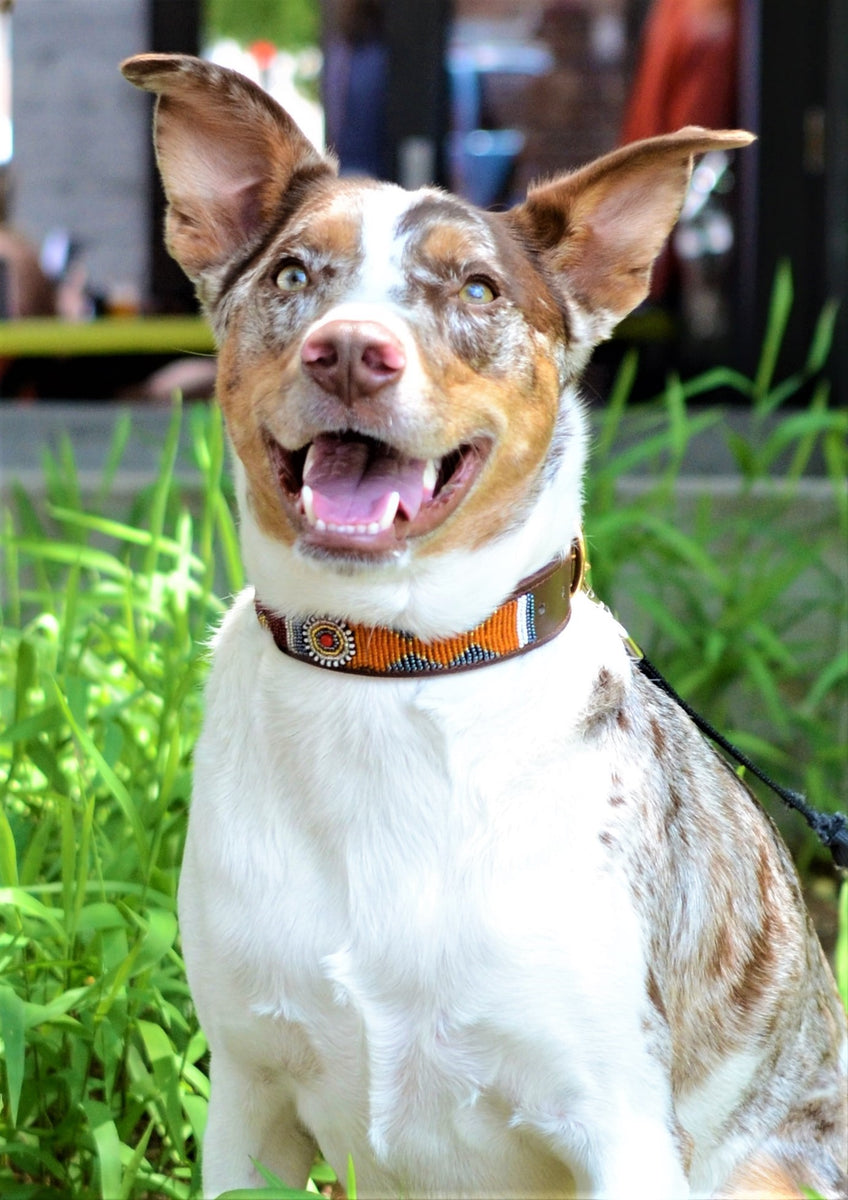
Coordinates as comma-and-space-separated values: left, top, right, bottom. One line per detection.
122, 54, 847, 1200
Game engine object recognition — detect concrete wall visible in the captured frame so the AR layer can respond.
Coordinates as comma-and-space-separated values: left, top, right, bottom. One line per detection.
9, 0, 151, 307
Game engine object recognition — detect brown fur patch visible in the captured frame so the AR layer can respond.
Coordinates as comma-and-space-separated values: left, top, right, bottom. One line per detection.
649, 715, 667, 758
416, 219, 489, 275
581, 667, 628, 733
728, 913, 780, 1016
646, 968, 668, 1024
411, 351, 561, 558
717, 1154, 804, 1198
215, 328, 304, 546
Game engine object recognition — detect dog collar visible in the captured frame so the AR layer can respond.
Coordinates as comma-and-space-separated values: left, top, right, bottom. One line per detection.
255, 537, 585, 677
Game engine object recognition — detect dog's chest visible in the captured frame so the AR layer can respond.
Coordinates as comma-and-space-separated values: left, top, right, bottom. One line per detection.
184, 595, 651, 1187
208, 754, 638, 1199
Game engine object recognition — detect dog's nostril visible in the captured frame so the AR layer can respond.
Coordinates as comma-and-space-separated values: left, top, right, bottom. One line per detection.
302, 338, 339, 369
362, 340, 405, 376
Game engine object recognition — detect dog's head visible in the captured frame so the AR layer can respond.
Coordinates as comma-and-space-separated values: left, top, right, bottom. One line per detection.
122, 54, 752, 630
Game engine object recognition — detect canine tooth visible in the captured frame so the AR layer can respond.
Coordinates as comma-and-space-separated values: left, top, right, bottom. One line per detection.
367, 522, 380, 534
423, 458, 438, 493
377, 491, 401, 532
301, 484, 317, 526
303, 443, 318, 478
315, 519, 327, 532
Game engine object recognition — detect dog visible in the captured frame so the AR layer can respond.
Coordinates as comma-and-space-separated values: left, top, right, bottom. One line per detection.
122, 54, 847, 1200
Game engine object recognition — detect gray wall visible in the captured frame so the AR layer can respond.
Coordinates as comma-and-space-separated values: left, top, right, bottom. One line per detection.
9, 0, 151, 306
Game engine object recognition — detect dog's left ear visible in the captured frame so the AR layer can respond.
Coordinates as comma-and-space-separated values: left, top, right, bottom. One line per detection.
507, 127, 754, 339
121, 53, 335, 286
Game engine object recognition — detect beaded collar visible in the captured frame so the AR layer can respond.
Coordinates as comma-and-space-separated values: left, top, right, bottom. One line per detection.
254, 537, 585, 677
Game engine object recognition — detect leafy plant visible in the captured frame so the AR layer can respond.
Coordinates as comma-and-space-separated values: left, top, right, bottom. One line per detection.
204, 0, 320, 50
586, 264, 846, 870
837, 881, 848, 1013
0, 406, 236, 1198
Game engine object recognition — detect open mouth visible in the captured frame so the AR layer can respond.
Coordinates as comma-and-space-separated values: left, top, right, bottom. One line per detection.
266, 430, 491, 553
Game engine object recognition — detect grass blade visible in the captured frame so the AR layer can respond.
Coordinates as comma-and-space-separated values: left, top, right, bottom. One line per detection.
50, 680, 150, 876
754, 259, 793, 408
0, 983, 26, 1125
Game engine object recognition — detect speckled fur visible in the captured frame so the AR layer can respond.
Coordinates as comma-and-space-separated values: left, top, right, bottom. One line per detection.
122, 54, 846, 1200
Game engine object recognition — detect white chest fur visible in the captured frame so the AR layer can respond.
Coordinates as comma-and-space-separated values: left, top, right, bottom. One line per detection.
180, 591, 680, 1197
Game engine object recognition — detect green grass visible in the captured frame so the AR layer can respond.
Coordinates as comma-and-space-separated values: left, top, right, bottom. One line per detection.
1, 268, 846, 1197
0, 405, 238, 1199
585, 266, 847, 870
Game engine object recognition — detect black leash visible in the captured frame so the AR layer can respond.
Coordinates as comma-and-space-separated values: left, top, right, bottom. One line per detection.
632, 649, 848, 870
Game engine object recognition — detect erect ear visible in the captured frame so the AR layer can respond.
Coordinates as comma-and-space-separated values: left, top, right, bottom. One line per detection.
507, 126, 755, 340
121, 53, 336, 284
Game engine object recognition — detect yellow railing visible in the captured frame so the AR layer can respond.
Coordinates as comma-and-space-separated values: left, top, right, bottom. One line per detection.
0, 316, 215, 358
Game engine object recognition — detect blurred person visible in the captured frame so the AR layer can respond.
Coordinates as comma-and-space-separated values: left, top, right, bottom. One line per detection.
0, 226, 55, 318
0, 227, 56, 398
620, 0, 740, 303
511, 2, 625, 197
621, 0, 739, 143
323, 0, 388, 177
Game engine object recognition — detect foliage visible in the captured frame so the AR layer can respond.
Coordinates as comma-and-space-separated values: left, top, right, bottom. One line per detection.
0, 406, 239, 1198
585, 264, 846, 869
204, 0, 320, 50
0, 269, 845, 1195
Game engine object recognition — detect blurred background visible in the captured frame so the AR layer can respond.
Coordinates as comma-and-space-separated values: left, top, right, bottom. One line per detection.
0, 0, 844, 404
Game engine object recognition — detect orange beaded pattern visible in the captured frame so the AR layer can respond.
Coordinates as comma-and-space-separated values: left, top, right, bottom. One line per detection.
255, 541, 584, 678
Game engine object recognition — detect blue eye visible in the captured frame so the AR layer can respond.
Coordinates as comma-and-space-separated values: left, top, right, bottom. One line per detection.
459, 277, 497, 305
275, 261, 310, 292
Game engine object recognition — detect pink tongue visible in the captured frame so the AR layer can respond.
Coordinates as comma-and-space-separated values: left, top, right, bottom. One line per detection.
303, 434, 432, 526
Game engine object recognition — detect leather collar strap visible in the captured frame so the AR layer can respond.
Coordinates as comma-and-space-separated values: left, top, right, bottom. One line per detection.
255, 537, 585, 677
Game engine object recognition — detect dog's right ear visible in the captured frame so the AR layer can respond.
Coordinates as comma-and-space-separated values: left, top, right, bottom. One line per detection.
121, 54, 335, 285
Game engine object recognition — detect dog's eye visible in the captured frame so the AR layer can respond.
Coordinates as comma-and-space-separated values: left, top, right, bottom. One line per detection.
459, 277, 498, 305
275, 261, 310, 293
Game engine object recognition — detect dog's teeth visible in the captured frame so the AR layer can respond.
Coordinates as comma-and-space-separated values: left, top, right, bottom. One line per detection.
301, 484, 317, 527
376, 491, 401, 532
423, 458, 438, 494
303, 443, 318, 478
304, 493, 399, 537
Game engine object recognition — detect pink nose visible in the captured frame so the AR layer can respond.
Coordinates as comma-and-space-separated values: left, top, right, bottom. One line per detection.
301, 320, 406, 403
